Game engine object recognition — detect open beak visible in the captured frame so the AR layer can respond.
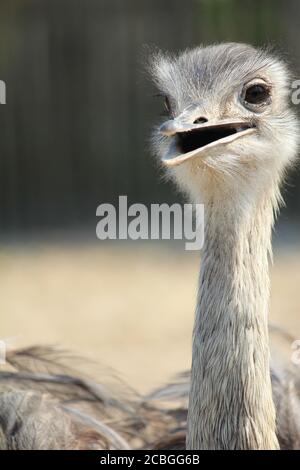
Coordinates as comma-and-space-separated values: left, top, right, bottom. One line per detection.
159, 118, 256, 167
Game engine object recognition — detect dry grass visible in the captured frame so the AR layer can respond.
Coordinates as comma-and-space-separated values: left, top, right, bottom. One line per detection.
0, 243, 299, 392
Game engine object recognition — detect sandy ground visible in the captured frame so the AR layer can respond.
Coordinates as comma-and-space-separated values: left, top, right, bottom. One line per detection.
0, 242, 299, 393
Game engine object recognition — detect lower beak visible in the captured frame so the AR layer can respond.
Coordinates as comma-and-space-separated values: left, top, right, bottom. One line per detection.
160, 119, 256, 167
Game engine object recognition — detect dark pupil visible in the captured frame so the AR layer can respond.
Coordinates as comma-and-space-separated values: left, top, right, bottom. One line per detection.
245, 84, 268, 104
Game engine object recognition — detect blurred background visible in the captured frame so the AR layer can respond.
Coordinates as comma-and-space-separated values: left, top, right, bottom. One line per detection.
0, 0, 299, 392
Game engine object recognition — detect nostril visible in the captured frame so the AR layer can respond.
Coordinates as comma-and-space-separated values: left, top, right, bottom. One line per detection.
193, 117, 208, 124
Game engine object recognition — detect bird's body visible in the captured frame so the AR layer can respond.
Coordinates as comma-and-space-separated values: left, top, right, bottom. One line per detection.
0, 43, 300, 450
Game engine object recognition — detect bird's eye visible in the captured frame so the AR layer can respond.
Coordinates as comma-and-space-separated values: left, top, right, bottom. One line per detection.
154, 94, 173, 116
243, 83, 271, 107
164, 96, 171, 115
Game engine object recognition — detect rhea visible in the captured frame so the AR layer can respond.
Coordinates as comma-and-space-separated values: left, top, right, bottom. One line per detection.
0, 43, 300, 450
151, 42, 300, 449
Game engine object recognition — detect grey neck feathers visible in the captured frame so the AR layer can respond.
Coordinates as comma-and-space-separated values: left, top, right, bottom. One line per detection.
187, 184, 280, 450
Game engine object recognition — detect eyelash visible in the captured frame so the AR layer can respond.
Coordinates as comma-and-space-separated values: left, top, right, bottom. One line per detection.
154, 94, 173, 117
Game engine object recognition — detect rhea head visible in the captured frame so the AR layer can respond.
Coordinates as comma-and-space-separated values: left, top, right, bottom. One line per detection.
151, 43, 299, 204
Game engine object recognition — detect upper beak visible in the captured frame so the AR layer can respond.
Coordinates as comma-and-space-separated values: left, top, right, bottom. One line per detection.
159, 117, 256, 167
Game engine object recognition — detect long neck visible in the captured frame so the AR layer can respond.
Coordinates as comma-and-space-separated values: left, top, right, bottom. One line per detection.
187, 186, 280, 450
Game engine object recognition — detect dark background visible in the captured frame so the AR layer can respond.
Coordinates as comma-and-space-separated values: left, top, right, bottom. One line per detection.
0, 0, 299, 238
